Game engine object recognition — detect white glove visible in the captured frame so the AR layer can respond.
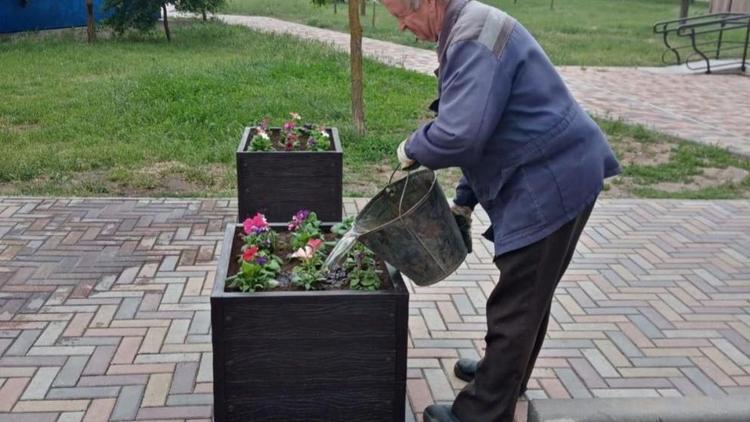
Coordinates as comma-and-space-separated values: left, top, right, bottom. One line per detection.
397, 139, 418, 170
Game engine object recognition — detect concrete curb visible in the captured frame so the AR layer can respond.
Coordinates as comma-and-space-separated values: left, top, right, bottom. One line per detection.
528, 396, 750, 422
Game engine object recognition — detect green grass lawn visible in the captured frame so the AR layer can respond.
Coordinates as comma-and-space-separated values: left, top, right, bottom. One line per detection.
220, 0, 710, 66
0, 21, 435, 196
1, 21, 748, 199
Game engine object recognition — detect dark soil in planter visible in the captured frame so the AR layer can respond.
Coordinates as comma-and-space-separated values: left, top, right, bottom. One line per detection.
225, 229, 393, 292
246, 126, 335, 152
236, 126, 343, 223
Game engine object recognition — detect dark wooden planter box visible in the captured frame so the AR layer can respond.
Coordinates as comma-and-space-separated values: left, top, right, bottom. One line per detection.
236, 127, 343, 223
211, 224, 409, 422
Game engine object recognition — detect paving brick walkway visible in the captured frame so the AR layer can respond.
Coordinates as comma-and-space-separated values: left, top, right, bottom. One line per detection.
207, 14, 750, 157
1, 197, 749, 421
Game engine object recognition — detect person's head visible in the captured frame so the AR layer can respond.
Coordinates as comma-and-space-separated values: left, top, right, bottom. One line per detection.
381, 0, 447, 42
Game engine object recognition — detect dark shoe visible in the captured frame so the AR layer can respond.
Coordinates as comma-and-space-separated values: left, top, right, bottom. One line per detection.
423, 404, 461, 422
453, 358, 528, 396
453, 358, 478, 382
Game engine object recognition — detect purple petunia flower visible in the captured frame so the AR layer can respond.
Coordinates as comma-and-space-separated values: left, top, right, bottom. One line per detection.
255, 256, 268, 265
288, 209, 311, 231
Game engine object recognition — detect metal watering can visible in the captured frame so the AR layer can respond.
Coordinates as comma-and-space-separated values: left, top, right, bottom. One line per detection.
351, 169, 468, 286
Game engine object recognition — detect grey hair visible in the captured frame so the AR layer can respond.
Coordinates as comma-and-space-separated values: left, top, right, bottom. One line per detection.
404, 0, 422, 9
384, 0, 447, 11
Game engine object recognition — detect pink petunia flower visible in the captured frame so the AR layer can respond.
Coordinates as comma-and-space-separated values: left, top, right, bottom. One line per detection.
243, 213, 269, 235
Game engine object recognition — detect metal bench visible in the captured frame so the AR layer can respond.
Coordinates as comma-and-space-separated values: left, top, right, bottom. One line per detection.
654, 0, 749, 73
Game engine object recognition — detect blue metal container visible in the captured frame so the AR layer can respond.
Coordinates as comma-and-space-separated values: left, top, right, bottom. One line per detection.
0, 0, 111, 34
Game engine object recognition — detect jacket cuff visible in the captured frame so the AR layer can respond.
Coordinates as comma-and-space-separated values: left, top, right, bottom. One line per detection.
454, 189, 479, 209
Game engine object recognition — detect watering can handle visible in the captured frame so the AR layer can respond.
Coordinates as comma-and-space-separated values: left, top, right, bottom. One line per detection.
387, 164, 412, 217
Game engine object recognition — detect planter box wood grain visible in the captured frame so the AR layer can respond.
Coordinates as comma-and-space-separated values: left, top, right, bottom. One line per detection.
236, 127, 343, 223
211, 224, 409, 422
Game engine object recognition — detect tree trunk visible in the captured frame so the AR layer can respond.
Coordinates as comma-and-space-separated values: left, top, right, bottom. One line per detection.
162, 4, 171, 42
202, 9, 207, 21
679, 0, 690, 18
360, 0, 366, 16
372, 0, 376, 27
349, 0, 365, 136
85, 0, 96, 42
550, 0, 554, 10
334, 1, 337, 14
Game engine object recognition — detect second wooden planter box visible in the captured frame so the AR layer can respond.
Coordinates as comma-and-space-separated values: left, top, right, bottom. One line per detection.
211, 224, 409, 422
236, 126, 343, 223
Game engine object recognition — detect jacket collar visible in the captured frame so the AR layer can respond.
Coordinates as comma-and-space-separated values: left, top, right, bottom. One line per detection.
437, 0, 472, 69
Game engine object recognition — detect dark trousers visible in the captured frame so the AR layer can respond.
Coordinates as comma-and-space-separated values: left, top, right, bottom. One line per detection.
452, 201, 595, 422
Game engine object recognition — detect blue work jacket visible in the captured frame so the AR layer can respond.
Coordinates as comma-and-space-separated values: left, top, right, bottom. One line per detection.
404, 0, 621, 256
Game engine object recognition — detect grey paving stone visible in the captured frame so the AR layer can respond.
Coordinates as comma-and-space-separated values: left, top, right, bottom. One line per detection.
424, 368, 454, 401
0, 338, 11, 356
582, 349, 620, 378
82, 345, 116, 376
60, 337, 120, 346
165, 393, 213, 406
188, 311, 211, 335
111, 384, 145, 421
169, 362, 198, 394
136, 405, 212, 419
47, 385, 120, 399
54, 355, 90, 390
413, 339, 475, 349
115, 297, 141, 320
606, 331, 644, 357
628, 314, 665, 339
21, 366, 60, 399
78, 374, 148, 386
1, 356, 67, 367
568, 358, 607, 389
452, 294, 475, 315
607, 378, 675, 388
0, 414, 58, 422
555, 368, 593, 399
630, 357, 693, 367
5, 329, 41, 356
681, 368, 726, 397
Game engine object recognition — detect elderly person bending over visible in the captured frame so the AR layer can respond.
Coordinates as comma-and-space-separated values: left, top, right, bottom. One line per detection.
381, 0, 621, 421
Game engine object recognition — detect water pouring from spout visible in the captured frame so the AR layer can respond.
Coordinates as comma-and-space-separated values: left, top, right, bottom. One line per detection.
324, 228, 360, 270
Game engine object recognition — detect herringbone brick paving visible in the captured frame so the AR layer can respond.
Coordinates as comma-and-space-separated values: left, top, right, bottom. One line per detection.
0, 197, 749, 421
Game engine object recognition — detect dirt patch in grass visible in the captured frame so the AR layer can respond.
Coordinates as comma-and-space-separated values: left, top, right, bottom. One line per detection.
107, 161, 234, 196
604, 126, 750, 199
652, 167, 749, 192
615, 137, 676, 166
0, 116, 41, 135
0, 161, 234, 197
